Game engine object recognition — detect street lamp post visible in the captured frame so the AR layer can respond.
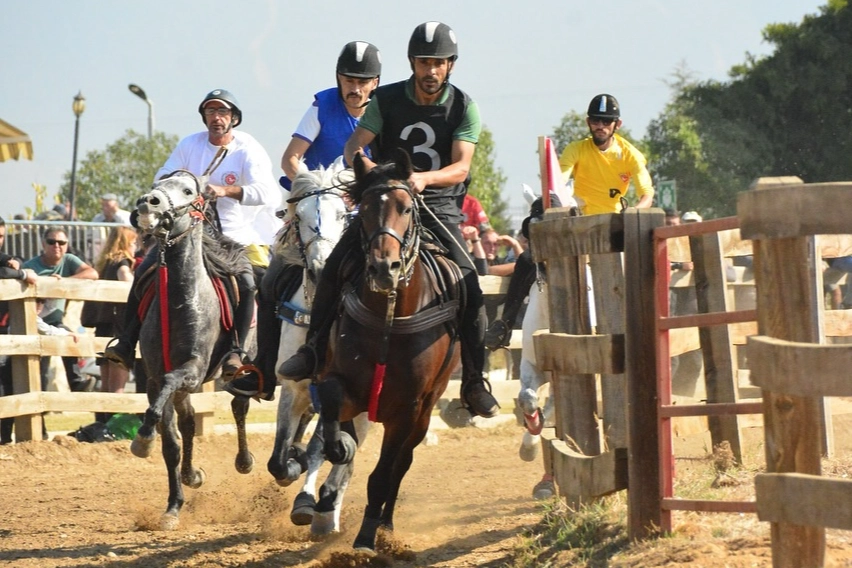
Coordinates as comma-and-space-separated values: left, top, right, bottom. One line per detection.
69, 91, 86, 221
128, 83, 154, 139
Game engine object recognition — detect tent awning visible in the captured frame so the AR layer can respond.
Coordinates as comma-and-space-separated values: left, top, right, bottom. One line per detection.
0, 119, 33, 162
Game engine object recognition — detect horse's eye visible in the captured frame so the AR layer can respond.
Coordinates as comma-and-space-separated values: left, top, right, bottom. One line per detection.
184, 188, 193, 195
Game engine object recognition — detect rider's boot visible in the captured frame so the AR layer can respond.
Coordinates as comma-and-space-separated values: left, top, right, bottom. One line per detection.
221, 275, 257, 381
103, 295, 142, 371
459, 309, 500, 419
485, 250, 536, 350
278, 258, 344, 381
224, 264, 297, 401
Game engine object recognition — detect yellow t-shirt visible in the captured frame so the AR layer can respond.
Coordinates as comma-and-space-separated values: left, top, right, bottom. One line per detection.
558, 134, 654, 215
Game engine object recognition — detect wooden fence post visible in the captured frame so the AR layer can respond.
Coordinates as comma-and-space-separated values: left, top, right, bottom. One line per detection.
624, 208, 665, 539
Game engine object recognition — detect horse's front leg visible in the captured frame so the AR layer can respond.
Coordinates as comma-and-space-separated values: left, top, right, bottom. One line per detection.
131, 375, 176, 459
312, 413, 370, 535
316, 375, 357, 465
267, 380, 312, 485
159, 399, 184, 530
175, 390, 206, 489
231, 395, 255, 474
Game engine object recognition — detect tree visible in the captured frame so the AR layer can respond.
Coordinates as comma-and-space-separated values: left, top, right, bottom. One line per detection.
645, 2, 852, 219
59, 130, 178, 220
468, 126, 510, 234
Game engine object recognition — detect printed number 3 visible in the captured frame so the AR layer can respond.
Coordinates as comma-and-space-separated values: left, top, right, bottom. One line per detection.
400, 122, 440, 171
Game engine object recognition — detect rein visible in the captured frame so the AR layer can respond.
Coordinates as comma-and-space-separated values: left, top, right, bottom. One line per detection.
147, 172, 209, 371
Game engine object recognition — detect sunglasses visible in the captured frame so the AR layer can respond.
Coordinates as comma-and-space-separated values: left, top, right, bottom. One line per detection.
589, 117, 616, 126
45, 238, 68, 246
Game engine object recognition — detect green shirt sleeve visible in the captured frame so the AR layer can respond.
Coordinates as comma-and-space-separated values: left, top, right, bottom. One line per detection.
455, 100, 481, 144
358, 96, 383, 135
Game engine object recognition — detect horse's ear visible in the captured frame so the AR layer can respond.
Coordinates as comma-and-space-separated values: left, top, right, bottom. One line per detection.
393, 148, 413, 180
353, 152, 369, 181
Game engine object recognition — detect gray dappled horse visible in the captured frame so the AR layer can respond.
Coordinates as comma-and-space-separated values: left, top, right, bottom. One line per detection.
130, 170, 254, 530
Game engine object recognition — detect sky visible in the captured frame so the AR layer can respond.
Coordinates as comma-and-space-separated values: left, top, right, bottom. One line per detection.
2, 0, 827, 224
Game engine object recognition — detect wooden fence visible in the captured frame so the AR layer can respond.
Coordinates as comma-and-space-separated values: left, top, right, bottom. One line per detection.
741, 181, 852, 567
0, 274, 515, 442
528, 178, 852, 553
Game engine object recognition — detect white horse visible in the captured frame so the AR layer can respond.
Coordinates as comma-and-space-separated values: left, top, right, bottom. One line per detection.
514, 183, 586, 500
264, 157, 370, 535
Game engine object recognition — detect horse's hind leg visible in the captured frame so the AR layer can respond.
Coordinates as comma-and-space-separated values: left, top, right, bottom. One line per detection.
175, 391, 205, 490
316, 376, 357, 464
231, 395, 255, 474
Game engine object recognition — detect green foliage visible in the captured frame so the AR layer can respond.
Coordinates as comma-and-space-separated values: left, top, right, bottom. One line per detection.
644, 2, 852, 220
510, 497, 630, 567
468, 126, 510, 233
59, 130, 178, 220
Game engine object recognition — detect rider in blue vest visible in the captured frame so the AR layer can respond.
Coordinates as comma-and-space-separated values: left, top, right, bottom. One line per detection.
225, 41, 381, 400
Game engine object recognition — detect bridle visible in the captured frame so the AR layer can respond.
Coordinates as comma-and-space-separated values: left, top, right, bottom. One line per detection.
143, 170, 208, 248
359, 181, 420, 288
287, 186, 351, 263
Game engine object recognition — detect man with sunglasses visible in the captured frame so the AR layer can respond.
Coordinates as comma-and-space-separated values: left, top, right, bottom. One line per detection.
485, 95, 654, 351
558, 93, 655, 214
23, 227, 99, 394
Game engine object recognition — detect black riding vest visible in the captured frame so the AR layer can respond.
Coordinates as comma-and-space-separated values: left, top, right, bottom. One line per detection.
370, 80, 472, 224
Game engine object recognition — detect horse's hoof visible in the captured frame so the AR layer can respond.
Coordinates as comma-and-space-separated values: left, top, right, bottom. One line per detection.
161, 513, 179, 531
352, 546, 377, 557
184, 468, 206, 489
422, 431, 439, 446
532, 477, 556, 500
327, 431, 357, 465
130, 435, 155, 458
291, 492, 317, 526
519, 431, 540, 462
235, 452, 255, 474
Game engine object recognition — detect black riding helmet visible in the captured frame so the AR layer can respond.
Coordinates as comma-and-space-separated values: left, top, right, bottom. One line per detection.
337, 41, 382, 78
587, 94, 620, 119
198, 89, 242, 127
408, 21, 458, 60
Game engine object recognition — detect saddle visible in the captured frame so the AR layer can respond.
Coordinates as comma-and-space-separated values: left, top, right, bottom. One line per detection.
337, 234, 464, 334
134, 250, 238, 332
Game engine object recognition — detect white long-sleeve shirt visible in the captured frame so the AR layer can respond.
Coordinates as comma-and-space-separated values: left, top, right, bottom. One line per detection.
156, 131, 283, 245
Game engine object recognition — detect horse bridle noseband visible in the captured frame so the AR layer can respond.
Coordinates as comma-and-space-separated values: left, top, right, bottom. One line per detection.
150, 169, 207, 247
287, 186, 352, 261
360, 182, 420, 286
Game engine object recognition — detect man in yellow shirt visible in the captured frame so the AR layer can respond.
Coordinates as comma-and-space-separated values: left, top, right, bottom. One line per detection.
558, 94, 654, 214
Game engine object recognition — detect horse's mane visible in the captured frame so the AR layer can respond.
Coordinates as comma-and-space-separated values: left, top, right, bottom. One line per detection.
346, 158, 408, 206
202, 227, 251, 278
273, 157, 354, 264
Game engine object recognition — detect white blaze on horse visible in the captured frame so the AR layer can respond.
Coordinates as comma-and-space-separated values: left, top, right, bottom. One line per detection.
130, 170, 255, 530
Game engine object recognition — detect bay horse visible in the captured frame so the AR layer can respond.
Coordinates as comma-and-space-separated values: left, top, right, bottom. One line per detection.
257, 158, 371, 534
316, 149, 463, 553
130, 170, 255, 529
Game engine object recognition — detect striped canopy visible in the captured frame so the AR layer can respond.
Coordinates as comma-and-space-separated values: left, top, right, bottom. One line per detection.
0, 118, 33, 162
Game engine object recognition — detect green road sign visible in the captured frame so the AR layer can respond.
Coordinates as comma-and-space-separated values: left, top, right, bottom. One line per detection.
657, 179, 677, 210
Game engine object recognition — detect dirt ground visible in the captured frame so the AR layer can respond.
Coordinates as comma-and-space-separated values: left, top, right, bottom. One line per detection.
3, 415, 852, 567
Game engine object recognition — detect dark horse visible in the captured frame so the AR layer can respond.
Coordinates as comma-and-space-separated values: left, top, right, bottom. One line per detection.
317, 149, 463, 553
130, 170, 254, 530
